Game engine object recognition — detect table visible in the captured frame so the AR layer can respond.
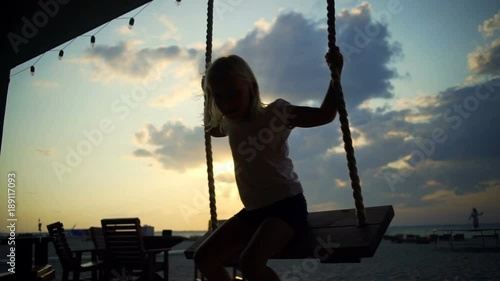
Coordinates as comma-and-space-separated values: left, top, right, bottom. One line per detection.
111, 235, 185, 281
143, 235, 185, 250
0, 236, 55, 280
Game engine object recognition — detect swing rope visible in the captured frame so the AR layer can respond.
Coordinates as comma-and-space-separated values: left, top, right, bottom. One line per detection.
202, 0, 218, 232
203, 0, 366, 231
326, 0, 366, 226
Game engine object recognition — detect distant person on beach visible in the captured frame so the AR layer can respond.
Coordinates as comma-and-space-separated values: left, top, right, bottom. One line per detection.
193, 50, 343, 281
469, 208, 484, 229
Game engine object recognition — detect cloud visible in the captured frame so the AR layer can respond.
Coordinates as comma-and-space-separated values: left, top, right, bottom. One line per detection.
159, 3, 402, 208
133, 148, 152, 157
79, 41, 199, 83
422, 179, 442, 188
427, 78, 500, 162
35, 148, 54, 156
308, 201, 340, 212
368, 78, 500, 198
132, 121, 231, 172
127, 4, 499, 220
335, 179, 348, 188
215, 3, 401, 108
391, 95, 442, 112
420, 189, 455, 202
384, 130, 410, 139
391, 181, 500, 225
33, 80, 59, 89
215, 171, 235, 183
335, 2, 403, 106
286, 77, 500, 211
158, 15, 180, 42
132, 122, 204, 171
325, 126, 371, 156
133, 4, 403, 173
148, 93, 188, 108
468, 38, 500, 76
478, 12, 500, 38
119, 25, 136, 35
148, 71, 201, 108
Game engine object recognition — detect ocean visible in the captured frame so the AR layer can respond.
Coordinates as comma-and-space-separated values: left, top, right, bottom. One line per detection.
385, 223, 500, 238
1, 223, 500, 280
171, 223, 500, 239
2, 223, 500, 240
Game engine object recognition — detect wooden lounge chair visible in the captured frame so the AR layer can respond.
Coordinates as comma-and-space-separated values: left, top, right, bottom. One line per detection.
46, 222, 104, 281
101, 217, 170, 281
89, 227, 113, 280
89, 227, 106, 254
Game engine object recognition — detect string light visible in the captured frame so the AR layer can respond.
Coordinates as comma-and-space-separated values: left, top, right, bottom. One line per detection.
8, 0, 167, 78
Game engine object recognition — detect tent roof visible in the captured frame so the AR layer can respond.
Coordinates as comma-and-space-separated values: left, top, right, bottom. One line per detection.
2, 0, 153, 70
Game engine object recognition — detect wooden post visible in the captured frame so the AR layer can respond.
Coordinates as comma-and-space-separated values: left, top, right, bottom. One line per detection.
0, 67, 10, 156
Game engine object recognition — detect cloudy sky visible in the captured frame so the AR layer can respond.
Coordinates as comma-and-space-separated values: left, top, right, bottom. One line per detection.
1, 0, 499, 232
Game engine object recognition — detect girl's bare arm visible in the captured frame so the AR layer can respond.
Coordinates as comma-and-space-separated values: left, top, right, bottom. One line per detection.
288, 48, 343, 128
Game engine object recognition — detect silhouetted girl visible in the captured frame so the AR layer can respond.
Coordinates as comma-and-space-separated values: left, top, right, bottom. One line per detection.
194, 48, 343, 281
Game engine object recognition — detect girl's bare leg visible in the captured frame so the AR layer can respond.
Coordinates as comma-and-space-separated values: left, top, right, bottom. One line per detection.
194, 216, 254, 281
238, 217, 295, 281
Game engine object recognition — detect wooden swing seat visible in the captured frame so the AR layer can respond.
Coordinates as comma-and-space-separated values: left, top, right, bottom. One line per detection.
184, 205, 394, 263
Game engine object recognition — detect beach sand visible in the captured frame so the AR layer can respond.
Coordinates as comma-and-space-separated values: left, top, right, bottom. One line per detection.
3, 237, 500, 280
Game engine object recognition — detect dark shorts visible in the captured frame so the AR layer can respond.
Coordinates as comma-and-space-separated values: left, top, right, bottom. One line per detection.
234, 193, 309, 239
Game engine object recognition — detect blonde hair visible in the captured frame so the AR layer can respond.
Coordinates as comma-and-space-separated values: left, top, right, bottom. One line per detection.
203, 55, 265, 132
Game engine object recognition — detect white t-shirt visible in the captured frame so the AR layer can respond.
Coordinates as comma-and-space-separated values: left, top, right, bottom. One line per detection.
223, 98, 303, 210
